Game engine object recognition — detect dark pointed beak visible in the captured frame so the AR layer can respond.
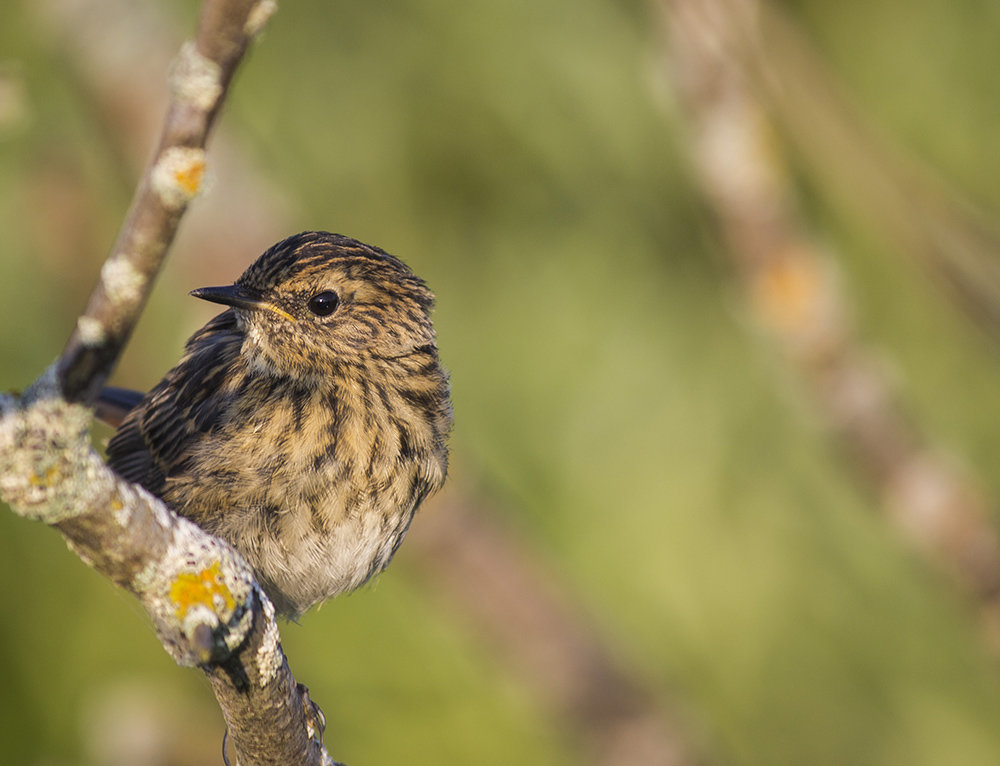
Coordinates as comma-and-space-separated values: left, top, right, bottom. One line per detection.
190, 284, 261, 310
190, 284, 296, 320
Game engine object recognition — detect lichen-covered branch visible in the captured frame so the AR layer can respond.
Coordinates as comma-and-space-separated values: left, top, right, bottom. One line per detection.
56, 0, 277, 405
661, 0, 1000, 632
1, 1, 337, 763
0, 369, 331, 764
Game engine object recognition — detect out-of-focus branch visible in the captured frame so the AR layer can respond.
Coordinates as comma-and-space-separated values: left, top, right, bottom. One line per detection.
1, 1, 338, 763
55, 0, 276, 405
409, 496, 703, 766
661, 0, 1000, 631
745, 5, 1000, 340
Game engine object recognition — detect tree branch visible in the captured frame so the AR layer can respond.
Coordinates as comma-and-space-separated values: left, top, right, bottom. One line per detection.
56, 0, 276, 405
1, 1, 338, 763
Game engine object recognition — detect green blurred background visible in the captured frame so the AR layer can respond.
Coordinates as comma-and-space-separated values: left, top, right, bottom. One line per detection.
3, 0, 1000, 764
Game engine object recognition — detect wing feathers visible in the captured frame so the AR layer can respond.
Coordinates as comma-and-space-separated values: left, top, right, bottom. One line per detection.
105, 311, 243, 497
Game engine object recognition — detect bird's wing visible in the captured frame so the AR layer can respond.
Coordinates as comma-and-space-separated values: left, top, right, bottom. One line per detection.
105, 310, 243, 496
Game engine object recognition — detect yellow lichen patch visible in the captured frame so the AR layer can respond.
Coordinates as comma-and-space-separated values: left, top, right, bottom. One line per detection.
173, 157, 206, 196
109, 493, 131, 525
29, 465, 59, 486
169, 561, 235, 619
152, 147, 207, 208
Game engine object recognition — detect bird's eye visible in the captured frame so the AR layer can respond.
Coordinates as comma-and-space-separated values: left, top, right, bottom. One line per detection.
307, 290, 340, 317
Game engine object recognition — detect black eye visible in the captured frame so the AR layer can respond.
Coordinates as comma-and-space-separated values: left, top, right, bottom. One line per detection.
307, 290, 340, 317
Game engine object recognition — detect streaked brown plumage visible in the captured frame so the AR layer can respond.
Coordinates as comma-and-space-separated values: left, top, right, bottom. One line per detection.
103, 231, 452, 618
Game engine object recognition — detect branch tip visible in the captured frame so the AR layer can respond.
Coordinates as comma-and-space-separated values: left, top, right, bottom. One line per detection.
130, 520, 256, 666
191, 621, 217, 665
245, 0, 278, 37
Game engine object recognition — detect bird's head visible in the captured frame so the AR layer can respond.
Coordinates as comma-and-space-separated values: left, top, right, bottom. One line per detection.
191, 231, 439, 378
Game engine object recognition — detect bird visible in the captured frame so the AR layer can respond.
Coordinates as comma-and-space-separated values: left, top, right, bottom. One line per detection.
100, 231, 452, 618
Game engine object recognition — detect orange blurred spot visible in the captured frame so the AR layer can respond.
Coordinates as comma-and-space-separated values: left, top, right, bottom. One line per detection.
173, 158, 205, 195
752, 248, 823, 332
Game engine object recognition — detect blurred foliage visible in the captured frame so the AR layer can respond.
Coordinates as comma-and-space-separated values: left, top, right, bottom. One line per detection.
2, 0, 1000, 764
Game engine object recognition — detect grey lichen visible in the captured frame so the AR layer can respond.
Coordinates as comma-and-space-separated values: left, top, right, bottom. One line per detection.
170, 41, 223, 112
1, 365, 256, 668
100, 255, 146, 307
255, 592, 283, 683
151, 147, 207, 211
0, 366, 105, 523
75, 316, 107, 346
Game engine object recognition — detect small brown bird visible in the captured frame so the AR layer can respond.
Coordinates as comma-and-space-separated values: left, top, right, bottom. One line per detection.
101, 231, 452, 618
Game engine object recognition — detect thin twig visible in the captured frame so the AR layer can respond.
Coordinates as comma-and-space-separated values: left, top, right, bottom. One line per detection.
56, 0, 276, 405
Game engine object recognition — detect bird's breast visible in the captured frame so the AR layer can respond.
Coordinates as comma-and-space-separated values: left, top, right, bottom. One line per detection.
168, 371, 429, 529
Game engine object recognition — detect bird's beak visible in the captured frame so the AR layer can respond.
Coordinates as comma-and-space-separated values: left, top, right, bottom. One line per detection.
190, 284, 296, 321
